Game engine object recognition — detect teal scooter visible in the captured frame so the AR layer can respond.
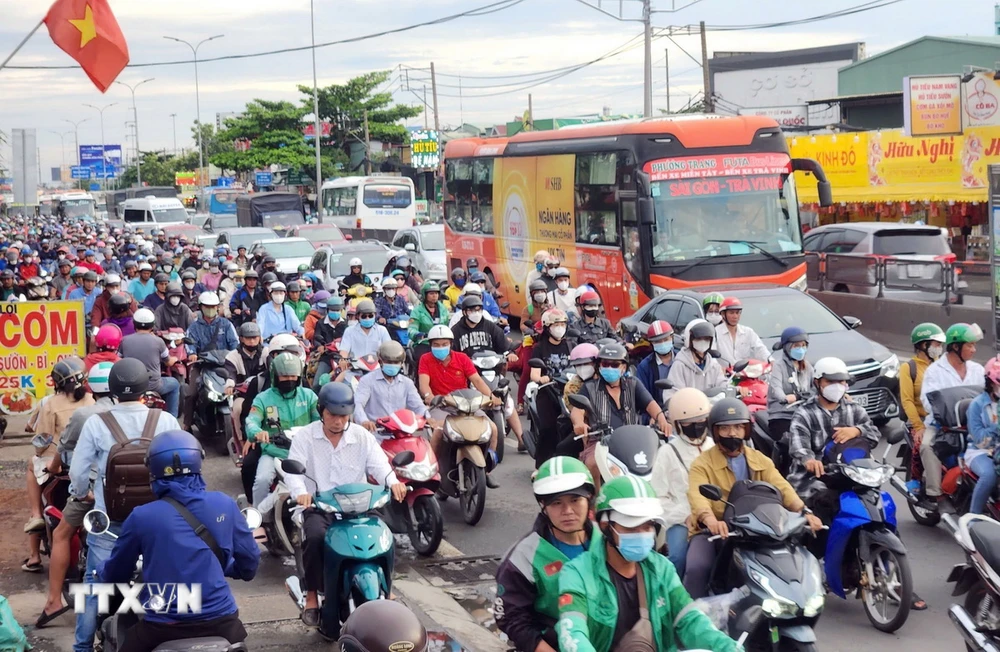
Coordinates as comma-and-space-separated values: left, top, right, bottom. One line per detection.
280, 453, 412, 639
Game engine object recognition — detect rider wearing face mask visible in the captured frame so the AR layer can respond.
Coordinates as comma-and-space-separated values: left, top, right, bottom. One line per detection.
684, 399, 821, 599
223, 322, 267, 469
563, 343, 599, 411
546, 268, 578, 317
529, 309, 574, 385
635, 321, 675, 405
663, 319, 726, 402
257, 281, 305, 342
569, 291, 615, 345
154, 282, 195, 331
521, 279, 552, 337
701, 292, 724, 327
767, 326, 815, 441
90, 273, 137, 328
899, 323, 945, 494
444, 267, 467, 309
557, 476, 740, 652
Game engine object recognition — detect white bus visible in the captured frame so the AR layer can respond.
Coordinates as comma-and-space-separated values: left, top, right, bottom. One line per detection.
53, 191, 98, 220
320, 175, 415, 241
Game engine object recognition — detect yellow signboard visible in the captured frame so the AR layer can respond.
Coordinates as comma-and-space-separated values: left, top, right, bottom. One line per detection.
904, 75, 963, 137
0, 301, 87, 415
788, 133, 868, 191
869, 130, 961, 187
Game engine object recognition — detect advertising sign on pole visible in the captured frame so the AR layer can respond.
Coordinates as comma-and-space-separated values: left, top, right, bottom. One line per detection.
410, 130, 441, 169
255, 172, 273, 187
963, 72, 1000, 128
904, 75, 963, 137
71, 166, 91, 180
79, 144, 122, 179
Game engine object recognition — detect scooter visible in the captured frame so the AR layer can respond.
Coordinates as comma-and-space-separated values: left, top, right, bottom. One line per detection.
82, 508, 261, 652
280, 455, 411, 640
386, 312, 411, 348
189, 348, 234, 456
567, 393, 661, 483
433, 388, 495, 526
472, 349, 512, 464
158, 328, 188, 382
729, 358, 770, 414
524, 359, 570, 467
239, 421, 300, 558
943, 512, 1000, 652
376, 410, 443, 556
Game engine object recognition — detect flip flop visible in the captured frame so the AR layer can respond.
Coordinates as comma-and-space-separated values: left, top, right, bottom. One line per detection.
35, 605, 71, 628
21, 558, 42, 573
912, 593, 928, 611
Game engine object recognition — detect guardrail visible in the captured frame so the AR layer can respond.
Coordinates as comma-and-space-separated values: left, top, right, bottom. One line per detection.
805, 252, 992, 307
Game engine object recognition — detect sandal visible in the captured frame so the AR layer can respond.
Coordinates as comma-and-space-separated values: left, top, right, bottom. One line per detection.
301, 607, 321, 629
517, 403, 525, 415
24, 517, 45, 533
21, 558, 42, 573
911, 593, 928, 611
35, 605, 71, 628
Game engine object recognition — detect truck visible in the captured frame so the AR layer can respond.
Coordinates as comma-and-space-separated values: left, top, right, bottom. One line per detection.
236, 192, 306, 236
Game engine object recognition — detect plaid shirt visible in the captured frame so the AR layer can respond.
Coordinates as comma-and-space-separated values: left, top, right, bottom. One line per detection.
786, 395, 881, 498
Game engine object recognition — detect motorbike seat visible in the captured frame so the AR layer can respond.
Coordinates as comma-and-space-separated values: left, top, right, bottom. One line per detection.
151, 637, 243, 651
969, 518, 1000, 575
957, 398, 973, 429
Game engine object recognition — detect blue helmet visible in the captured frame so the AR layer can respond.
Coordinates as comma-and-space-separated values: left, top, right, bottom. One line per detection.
145, 430, 205, 479
319, 381, 354, 415
779, 326, 809, 348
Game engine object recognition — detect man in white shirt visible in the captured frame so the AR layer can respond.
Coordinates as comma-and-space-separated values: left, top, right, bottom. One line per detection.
339, 298, 390, 360
713, 296, 769, 368
284, 382, 406, 631
546, 268, 579, 317
919, 323, 986, 506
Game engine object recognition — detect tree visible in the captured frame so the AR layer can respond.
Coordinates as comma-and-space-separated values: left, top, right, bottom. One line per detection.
118, 151, 187, 187
191, 122, 231, 160
300, 71, 421, 162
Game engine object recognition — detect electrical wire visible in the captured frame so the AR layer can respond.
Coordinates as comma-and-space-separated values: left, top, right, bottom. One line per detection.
700, 0, 905, 31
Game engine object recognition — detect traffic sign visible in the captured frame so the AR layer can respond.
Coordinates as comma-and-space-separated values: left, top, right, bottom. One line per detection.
255, 171, 273, 187
71, 166, 91, 179
286, 169, 310, 186
216, 177, 235, 187
89, 183, 100, 191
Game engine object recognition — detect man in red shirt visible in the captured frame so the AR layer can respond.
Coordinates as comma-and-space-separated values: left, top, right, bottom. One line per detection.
79, 249, 105, 275
418, 325, 501, 487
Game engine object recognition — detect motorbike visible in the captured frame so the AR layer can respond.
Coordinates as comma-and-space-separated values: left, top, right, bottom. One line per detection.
433, 388, 495, 526
376, 410, 443, 556
386, 312, 411, 348
82, 507, 261, 652
340, 354, 379, 391
524, 358, 571, 467
237, 420, 299, 557
567, 393, 661, 483
943, 512, 1000, 652
471, 349, 512, 464
280, 454, 411, 640
38, 458, 86, 604
158, 328, 188, 382
189, 348, 235, 456
698, 481, 824, 652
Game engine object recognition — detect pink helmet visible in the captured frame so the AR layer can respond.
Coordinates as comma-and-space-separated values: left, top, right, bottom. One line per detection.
569, 343, 600, 365
95, 323, 123, 350
987, 356, 1000, 385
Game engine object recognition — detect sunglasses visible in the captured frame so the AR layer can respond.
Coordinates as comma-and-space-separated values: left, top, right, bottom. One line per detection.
359, 312, 376, 319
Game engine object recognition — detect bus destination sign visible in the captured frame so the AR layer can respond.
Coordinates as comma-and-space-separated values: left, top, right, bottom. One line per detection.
644, 153, 790, 181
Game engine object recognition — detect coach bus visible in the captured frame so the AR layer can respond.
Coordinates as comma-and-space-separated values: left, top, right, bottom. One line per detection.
442, 114, 832, 322
320, 175, 416, 242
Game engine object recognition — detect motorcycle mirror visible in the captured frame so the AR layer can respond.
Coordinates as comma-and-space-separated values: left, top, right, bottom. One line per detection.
528, 358, 546, 369
83, 510, 111, 535
885, 422, 906, 446
653, 379, 673, 391
242, 507, 263, 530
698, 484, 724, 502
568, 393, 594, 414
497, 378, 510, 389
392, 451, 416, 467
280, 458, 307, 475
183, 336, 196, 345
709, 349, 723, 359
732, 360, 748, 373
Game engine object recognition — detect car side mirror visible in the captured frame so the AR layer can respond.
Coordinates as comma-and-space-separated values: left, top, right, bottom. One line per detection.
698, 484, 724, 502
568, 393, 593, 414
528, 358, 546, 369
638, 198, 655, 225
392, 451, 415, 467
654, 379, 673, 391
280, 459, 307, 475
842, 315, 862, 330
405, 243, 416, 252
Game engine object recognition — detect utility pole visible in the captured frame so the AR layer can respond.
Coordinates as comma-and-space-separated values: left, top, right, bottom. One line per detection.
114, 78, 154, 187
309, 0, 323, 192
642, 0, 653, 117
700, 21, 712, 113
665, 48, 670, 114
169, 113, 177, 154
164, 35, 224, 186
527, 94, 533, 130
430, 61, 440, 133
363, 108, 371, 175
423, 86, 428, 129
83, 102, 117, 190
62, 118, 89, 167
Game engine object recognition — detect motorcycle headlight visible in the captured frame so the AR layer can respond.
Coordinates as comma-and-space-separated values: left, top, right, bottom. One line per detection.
400, 460, 438, 482
880, 353, 900, 379
481, 370, 496, 382
843, 463, 894, 488
750, 569, 799, 617
478, 422, 492, 444
804, 594, 825, 617
398, 319, 409, 328
444, 420, 467, 444
789, 273, 808, 292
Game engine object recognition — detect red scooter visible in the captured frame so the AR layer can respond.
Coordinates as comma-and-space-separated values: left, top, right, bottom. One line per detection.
376, 409, 443, 556
729, 358, 771, 414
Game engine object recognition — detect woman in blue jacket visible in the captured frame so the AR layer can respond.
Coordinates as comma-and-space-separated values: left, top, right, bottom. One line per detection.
965, 358, 1000, 514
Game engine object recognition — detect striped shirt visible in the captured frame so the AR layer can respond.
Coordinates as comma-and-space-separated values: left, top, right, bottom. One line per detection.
786, 395, 880, 498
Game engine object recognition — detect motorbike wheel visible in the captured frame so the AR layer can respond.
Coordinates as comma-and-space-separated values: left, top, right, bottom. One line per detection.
492, 410, 506, 465
860, 545, 913, 633
965, 581, 999, 652
459, 460, 487, 526
407, 495, 444, 557
907, 498, 941, 527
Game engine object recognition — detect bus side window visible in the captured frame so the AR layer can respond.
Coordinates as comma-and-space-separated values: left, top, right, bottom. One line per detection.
575, 153, 619, 246
446, 159, 474, 232
473, 159, 494, 235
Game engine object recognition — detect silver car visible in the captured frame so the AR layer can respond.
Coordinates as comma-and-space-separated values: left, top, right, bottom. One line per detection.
391, 224, 447, 281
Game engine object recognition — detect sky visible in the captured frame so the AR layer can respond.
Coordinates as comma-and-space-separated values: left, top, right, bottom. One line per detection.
0, 0, 993, 178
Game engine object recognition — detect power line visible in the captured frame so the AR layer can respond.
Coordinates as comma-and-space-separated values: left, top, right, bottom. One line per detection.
695, 0, 906, 31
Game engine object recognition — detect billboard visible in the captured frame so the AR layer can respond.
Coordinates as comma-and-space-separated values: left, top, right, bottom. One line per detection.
11, 129, 38, 206
903, 75, 963, 137
963, 72, 1000, 128
713, 58, 849, 125
409, 130, 440, 168
79, 144, 122, 179
738, 105, 808, 128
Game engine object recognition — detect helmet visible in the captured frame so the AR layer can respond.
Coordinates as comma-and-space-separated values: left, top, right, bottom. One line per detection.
356, 299, 376, 314
95, 323, 123, 350
553, 267, 571, 280
51, 356, 85, 391
594, 476, 664, 528
579, 290, 601, 307
396, 255, 412, 269
470, 271, 486, 283
133, 308, 156, 329
239, 322, 261, 338
461, 294, 483, 309
390, 268, 406, 279
227, 263, 239, 273
198, 291, 220, 306
286, 281, 302, 293
450, 267, 465, 279
312, 290, 331, 305
719, 297, 743, 312
108, 293, 130, 315
165, 282, 183, 298
378, 340, 405, 363
267, 333, 306, 362
138, 262, 152, 272
379, 278, 398, 291
83, 270, 99, 282
813, 357, 851, 382
145, 430, 204, 479
261, 272, 278, 286
270, 281, 286, 293
541, 308, 568, 327
318, 381, 355, 415
87, 361, 114, 395
702, 292, 725, 308
181, 269, 197, 281
684, 319, 715, 347
779, 326, 809, 348
420, 281, 439, 299
349, 257, 363, 267
245, 269, 259, 279
668, 388, 712, 424
708, 398, 751, 433
427, 324, 454, 341
270, 351, 304, 386
104, 273, 121, 285
597, 341, 628, 362
297, 263, 309, 273
153, 273, 170, 284
338, 600, 427, 652
533, 456, 595, 501
327, 296, 345, 309
646, 320, 674, 343
987, 356, 1000, 385
911, 322, 946, 346
108, 358, 149, 401
462, 283, 483, 297
946, 323, 984, 346
466, 257, 479, 268
262, 255, 276, 265
528, 279, 548, 294
569, 342, 600, 364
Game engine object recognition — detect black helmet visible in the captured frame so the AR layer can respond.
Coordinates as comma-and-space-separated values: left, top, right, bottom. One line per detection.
708, 398, 751, 435
339, 600, 427, 652
318, 382, 354, 415
108, 358, 149, 401
51, 356, 85, 391
108, 293, 130, 315
597, 341, 628, 362
239, 322, 261, 338
261, 271, 278, 286
687, 321, 715, 342
263, 255, 276, 265
461, 294, 483, 309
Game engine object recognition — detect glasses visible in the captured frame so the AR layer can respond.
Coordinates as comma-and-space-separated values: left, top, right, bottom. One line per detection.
599, 361, 623, 368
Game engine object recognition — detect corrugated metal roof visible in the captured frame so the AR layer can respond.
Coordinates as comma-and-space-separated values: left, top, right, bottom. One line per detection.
840, 36, 1000, 73
806, 91, 903, 104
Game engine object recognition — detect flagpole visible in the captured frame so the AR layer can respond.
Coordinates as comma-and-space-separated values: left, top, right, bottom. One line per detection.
0, 19, 44, 73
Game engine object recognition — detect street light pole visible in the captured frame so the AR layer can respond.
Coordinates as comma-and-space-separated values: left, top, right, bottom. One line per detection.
114, 78, 155, 187
83, 103, 117, 190
309, 0, 323, 197
169, 113, 177, 154
48, 130, 70, 176
62, 118, 90, 168
164, 34, 224, 187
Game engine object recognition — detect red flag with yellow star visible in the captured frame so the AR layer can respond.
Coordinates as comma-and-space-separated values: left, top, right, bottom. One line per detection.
43, 0, 129, 92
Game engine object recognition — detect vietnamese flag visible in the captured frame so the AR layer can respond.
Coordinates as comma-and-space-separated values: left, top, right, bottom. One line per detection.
43, 0, 129, 92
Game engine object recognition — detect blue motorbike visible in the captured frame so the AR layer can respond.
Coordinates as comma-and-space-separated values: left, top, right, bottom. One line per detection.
281, 453, 412, 639
387, 312, 411, 347
823, 449, 913, 633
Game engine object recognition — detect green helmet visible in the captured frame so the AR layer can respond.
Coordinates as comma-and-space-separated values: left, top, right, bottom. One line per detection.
911, 323, 945, 346
270, 351, 303, 386
702, 292, 724, 309
595, 476, 664, 528
533, 457, 595, 501
297, 263, 310, 273
420, 280, 440, 300
945, 323, 984, 346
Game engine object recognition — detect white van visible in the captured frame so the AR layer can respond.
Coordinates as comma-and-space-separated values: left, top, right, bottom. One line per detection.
121, 197, 189, 227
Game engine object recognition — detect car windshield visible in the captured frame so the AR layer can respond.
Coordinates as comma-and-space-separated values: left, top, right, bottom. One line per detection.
227, 232, 273, 251
302, 226, 345, 241
255, 240, 315, 258
262, 211, 304, 228
873, 230, 949, 256
329, 250, 385, 276
152, 207, 189, 223
421, 230, 444, 250
738, 293, 845, 339
210, 215, 238, 230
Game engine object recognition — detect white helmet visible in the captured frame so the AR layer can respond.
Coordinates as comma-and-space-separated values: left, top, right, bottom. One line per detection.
265, 332, 307, 363
104, 273, 121, 285
270, 281, 286, 292
427, 324, 454, 341
462, 283, 483, 296
198, 291, 220, 306
813, 357, 851, 382
349, 257, 363, 267
133, 308, 156, 328
381, 277, 398, 289
138, 262, 153, 272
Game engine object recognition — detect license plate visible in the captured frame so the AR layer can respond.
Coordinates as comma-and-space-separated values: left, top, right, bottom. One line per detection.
906, 264, 925, 278
852, 393, 870, 408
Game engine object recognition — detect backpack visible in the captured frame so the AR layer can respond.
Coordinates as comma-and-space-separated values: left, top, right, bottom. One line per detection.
101, 408, 162, 522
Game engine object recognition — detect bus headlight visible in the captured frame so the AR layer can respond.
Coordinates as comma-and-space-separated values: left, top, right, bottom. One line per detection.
789, 273, 808, 292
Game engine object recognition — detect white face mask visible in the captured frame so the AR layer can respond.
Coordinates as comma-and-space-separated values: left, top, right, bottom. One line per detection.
168, 296, 181, 306
705, 312, 723, 326
107, 287, 120, 296
272, 292, 285, 304
466, 310, 483, 324
550, 325, 567, 339
576, 364, 596, 381
385, 289, 396, 298
692, 339, 711, 353
821, 382, 847, 403
928, 344, 944, 360
183, 280, 195, 289
532, 292, 546, 303
556, 280, 569, 291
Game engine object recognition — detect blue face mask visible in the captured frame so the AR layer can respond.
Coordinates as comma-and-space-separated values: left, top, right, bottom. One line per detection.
789, 346, 807, 361
454, 278, 465, 288
382, 363, 402, 377
536, 262, 544, 272
653, 342, 672, 356
599, 367, 622, 384
360, 317, 376, 328
328, 311, 341, 321
614, 528, 656, 562
432, 346, 451, 360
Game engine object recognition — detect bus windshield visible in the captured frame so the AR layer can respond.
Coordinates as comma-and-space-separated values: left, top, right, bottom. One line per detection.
208, 191, 239, 215
61, 198, 94, 218
363, 185, 412, 209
